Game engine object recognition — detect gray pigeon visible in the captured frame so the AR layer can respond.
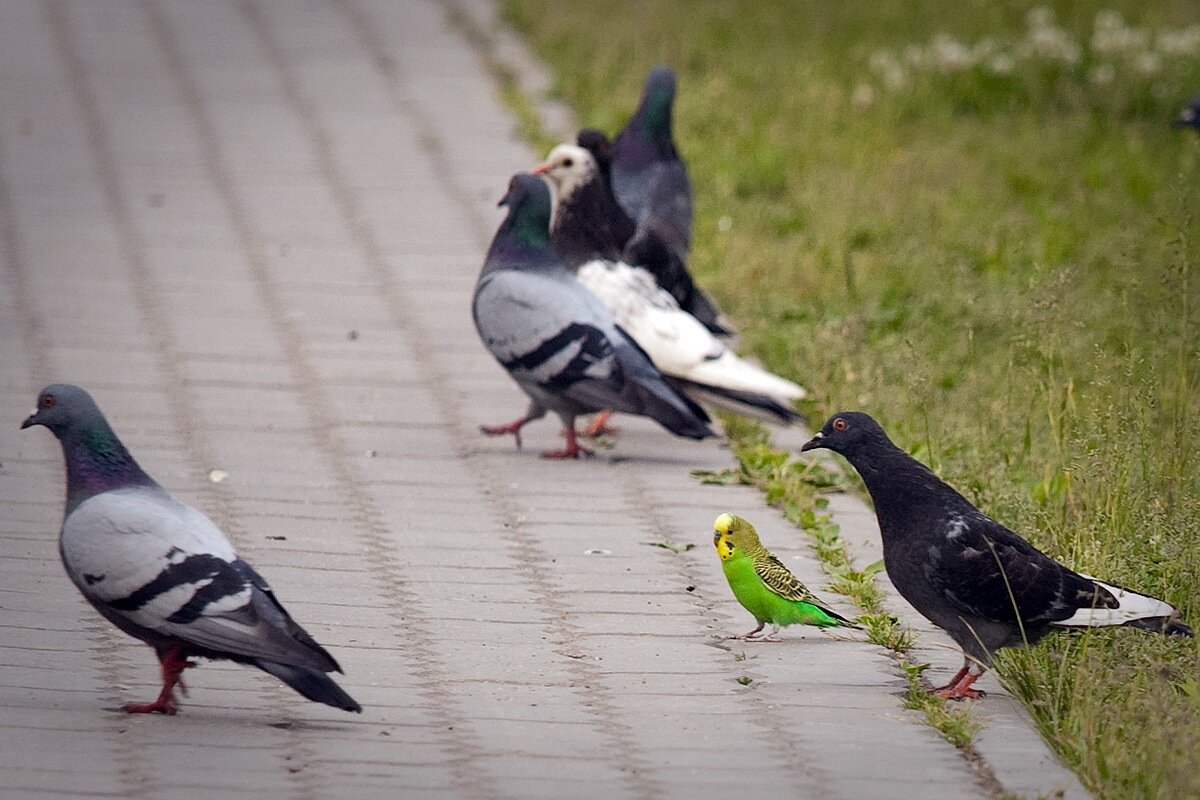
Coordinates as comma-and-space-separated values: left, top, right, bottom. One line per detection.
802, 411, 1192, 699
22, 384, 361, 715
473, 173, 714, 458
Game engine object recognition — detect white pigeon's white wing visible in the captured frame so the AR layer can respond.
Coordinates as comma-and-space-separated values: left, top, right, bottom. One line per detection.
578, 259, 806, 400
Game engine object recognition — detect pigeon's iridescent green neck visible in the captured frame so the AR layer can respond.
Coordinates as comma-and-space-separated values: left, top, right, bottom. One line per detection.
638, 85, 672, 140
62, 422, 155, 515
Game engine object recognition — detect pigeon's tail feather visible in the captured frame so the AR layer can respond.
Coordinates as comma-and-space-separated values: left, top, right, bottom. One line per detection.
684, 351, 807, 404
676, 380, 801, 426
255, 659, 362, 713
630, 377, 714, 440
1125, 616, 1194, 637
1051, 576, 1188, 634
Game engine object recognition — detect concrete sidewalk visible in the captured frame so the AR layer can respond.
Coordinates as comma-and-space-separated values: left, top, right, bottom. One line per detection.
0, 1, 1086, 798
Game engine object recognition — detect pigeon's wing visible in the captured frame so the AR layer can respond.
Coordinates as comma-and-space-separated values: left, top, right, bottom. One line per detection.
752, 552, 816, 603
62, 489, 336, 671
474, 269, 629, 397
576, 260, 720, 375
642, 162, 692, 255
924, 511, 1114, 626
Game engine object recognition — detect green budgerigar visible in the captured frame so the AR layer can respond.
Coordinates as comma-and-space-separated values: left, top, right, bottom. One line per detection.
713, 513, 857, 641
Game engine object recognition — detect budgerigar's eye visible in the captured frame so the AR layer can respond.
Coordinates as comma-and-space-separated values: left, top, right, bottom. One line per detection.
833, 417, 847, 432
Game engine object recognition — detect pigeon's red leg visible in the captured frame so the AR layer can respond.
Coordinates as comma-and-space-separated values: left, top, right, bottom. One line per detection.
930, 665, 970, 695
933, 669, 984, 701
541, 427, 593, 459
580, 411, 617, 438
480, 416, 532, 449
123, 645, 196, 715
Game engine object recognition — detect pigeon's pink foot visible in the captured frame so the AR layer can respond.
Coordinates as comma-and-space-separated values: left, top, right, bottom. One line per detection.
541, 428, 593, 459
930, 666, 970, 694
123, 646, 195, 715
933, 670, 984, 700
480, 417, 531, 449
580, 411, 617, 438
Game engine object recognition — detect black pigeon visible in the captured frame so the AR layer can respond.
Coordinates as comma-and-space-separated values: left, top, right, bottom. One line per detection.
802, 411, 1192, 699
534, 144, 805, 426
22, 384, 362, 715
587, 67, 732, 336
473, 173, 714, 458
1174, 94, 1200, 132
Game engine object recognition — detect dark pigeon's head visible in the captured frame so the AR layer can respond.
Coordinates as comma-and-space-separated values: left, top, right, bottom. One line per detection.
21, 384, 105, 439
1174, 94, 1200, 131
800, 412, 891, 459
532, 144, 601, 206
642, 66, 677, 107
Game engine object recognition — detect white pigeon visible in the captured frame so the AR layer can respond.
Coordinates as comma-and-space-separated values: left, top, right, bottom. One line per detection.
534, 144, 806, 425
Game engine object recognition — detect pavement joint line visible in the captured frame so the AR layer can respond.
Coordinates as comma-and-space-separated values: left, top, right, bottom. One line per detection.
149, 0, 504, 795
245, 0, 677, 794
45, 0, 313, 792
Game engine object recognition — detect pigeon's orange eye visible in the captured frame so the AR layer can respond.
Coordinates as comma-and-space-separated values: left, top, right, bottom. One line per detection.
42, 395, 55, 409
833, 417, 847, 432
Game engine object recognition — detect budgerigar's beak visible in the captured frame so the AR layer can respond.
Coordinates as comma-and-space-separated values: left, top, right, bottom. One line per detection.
800, 432, 824, 452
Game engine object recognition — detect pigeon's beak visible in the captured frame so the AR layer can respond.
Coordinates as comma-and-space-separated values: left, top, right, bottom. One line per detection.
20, 411, 39, 430
530, 161, 552, 176
799, 432, 824, 452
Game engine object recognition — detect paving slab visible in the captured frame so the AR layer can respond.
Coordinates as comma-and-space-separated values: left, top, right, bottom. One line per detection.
0, 1, 1087, 798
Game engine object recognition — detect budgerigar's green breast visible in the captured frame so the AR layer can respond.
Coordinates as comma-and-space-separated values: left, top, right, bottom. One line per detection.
721, 552, 846, 628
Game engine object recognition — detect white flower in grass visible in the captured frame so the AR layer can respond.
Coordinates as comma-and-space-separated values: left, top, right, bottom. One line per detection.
1093, 10, 1125, 32
903, 44, 926, 67
1027, 25, 1082, 65
1134, 52, 1162, 75
987, 53, 1016, 75
1089, 63, 1116, 86
851, 83, 876, 109
932, 33, 973, 71
1157, 26, 1200, 57
1027, 6, 1055, 30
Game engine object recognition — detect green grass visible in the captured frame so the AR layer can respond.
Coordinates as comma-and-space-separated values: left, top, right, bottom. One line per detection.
502, 2, 1200, 798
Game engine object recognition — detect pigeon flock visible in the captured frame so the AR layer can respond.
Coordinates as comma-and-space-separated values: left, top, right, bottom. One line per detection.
22, 66, 1193, 717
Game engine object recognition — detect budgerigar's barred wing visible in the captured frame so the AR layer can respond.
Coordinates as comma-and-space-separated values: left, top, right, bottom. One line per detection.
61, 488, 337, 672
752, 551, 818, 603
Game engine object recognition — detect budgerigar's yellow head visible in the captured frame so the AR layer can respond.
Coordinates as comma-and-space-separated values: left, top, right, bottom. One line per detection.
713, 513, 761, 561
